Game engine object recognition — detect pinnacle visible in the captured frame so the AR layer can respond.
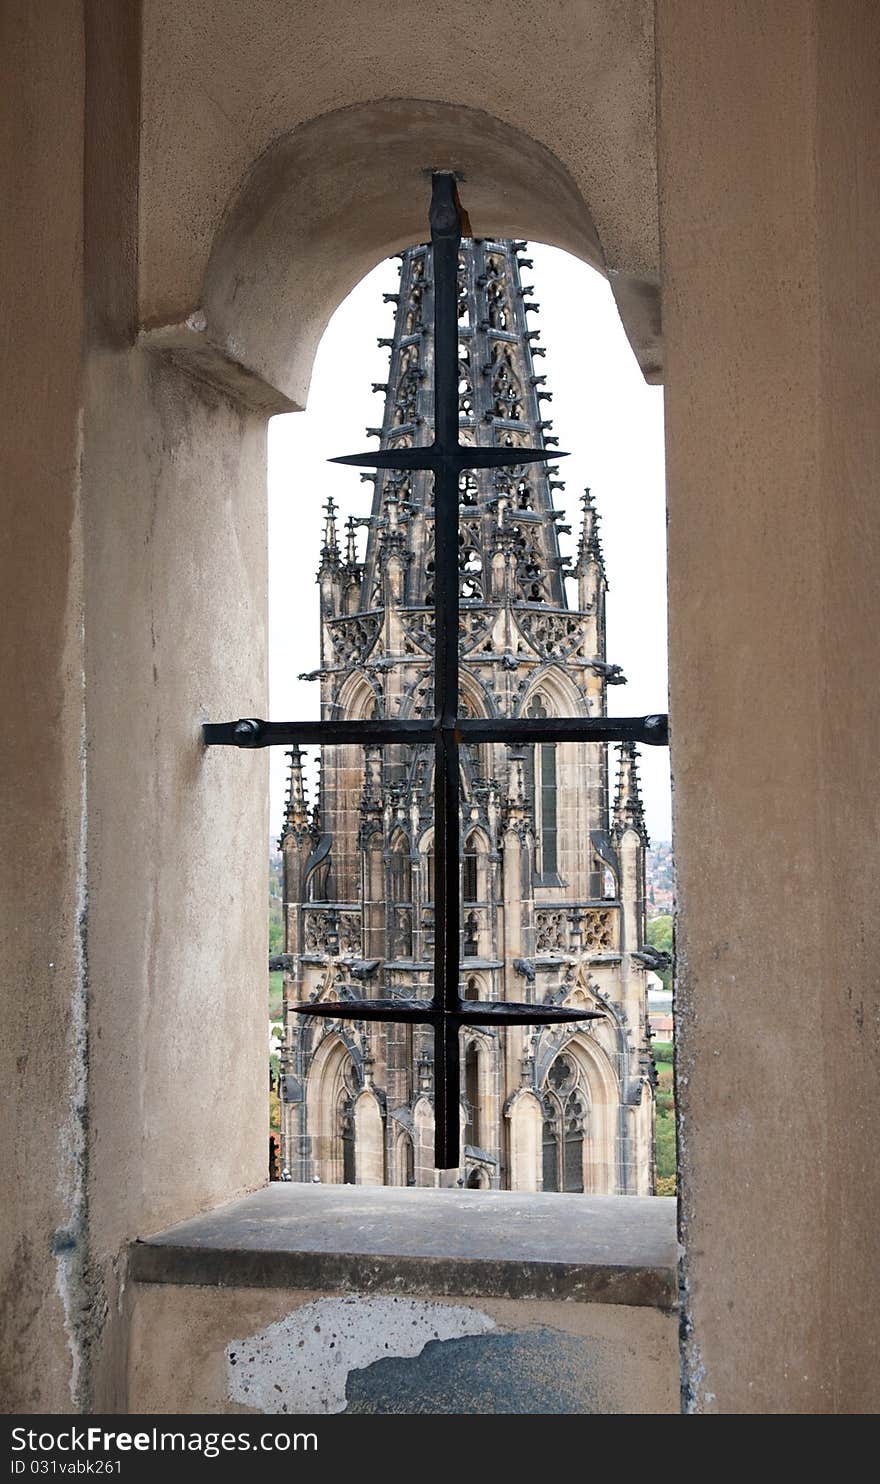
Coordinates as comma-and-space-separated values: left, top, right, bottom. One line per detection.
344, 515, 359, 568
577, 486, 605, 568
613, 741, 648, 842
320, 495, 341, 567
350, 238, 573, 612
281, 744, 311, 840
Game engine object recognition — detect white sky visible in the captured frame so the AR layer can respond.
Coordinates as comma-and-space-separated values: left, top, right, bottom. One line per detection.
268, 244, 670, 843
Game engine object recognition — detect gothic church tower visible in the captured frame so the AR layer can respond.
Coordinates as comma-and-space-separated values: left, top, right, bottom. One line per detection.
280, 240, 655, 1193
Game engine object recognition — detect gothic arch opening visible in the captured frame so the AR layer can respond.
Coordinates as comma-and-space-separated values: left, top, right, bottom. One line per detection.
464, 1041, 481, 1149
305, 1035, 360, 1184
269, 152, 667, 1203
537, 1035, 620, 1195
197, 99, 647, 414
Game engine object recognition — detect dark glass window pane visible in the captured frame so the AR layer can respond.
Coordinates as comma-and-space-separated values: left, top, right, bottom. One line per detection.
463, 845, 478, 903
541, 741, 558, 875
465, 1042, 480, 1147
542, 1121, 559, 1192
390, 843, 411, 903
563, 1123, 584, 1192
342, 1104, 356, 1185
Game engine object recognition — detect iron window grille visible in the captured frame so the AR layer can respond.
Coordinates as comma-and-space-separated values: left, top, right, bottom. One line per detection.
204, 174, 669, 1168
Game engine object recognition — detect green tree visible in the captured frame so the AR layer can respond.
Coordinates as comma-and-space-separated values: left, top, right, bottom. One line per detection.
646, 913, 672, 992
655, 1110, 677, 1182
647, 914, 672, 955
268, 909, 283, 955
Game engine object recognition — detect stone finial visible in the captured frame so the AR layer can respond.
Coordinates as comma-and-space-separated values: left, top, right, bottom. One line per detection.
320, 495, 341, 568
281, 745, 311, 840
613, 741, 649, 843
576, 487, 605, 571
345, 515, 359, 568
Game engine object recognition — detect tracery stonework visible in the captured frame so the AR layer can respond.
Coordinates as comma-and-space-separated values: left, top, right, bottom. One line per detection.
280, 240, 655, 1193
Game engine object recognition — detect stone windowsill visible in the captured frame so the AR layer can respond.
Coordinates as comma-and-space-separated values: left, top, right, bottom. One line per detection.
129, 1185, 677, 1311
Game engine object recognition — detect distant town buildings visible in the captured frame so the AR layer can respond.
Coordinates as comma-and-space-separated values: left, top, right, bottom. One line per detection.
646, 840, 673, 918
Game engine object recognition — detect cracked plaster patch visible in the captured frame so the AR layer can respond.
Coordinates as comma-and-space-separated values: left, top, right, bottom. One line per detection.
226, 1295, 496, 1414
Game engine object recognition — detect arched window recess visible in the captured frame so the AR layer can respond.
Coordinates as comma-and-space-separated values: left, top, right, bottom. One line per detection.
203, 172, 668, 1169
541, 1053, 588, 1193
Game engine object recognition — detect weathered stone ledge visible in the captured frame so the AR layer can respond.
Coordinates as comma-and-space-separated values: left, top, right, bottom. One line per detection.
130, 1184, 677, 1310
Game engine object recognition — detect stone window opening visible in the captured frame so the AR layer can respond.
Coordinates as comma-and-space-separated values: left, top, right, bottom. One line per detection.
541, 1054, 588, 1193
464, 1041, 482, 1148
208, 175, 666, 1194
525, 693, 559, 881
462, 836, 479, 904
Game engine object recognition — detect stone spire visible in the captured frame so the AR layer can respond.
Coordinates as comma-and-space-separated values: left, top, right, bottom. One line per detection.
359, 237, 570, 613
281, 745, 310, 840
577, 486, 604, 570
318, 494, 343, 628
344, 514, 359, 568
575, 485, 607, 645
613, 741, 648, 843
280, 745, 313, 935
319, 495, 341, 569
342, 515, 362, 614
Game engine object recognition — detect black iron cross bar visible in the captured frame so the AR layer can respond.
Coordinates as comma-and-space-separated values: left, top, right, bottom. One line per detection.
203, 173, 669, 1168
202, 715, 669, 749
288, 1000, 603, 1027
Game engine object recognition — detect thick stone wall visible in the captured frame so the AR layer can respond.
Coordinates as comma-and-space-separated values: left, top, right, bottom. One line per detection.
657, 0, 880, 1413
0, 0, 86, 1413
3, 0, 879, 1416
82, 345, 268, 1408
128, 1284, 677, 1415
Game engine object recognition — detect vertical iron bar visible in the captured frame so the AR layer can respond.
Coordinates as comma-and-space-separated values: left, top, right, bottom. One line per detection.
430, 173, 462, 1166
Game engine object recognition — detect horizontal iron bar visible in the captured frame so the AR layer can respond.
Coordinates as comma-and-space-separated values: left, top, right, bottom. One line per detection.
203, 714, 669, 749
202, 717, 433, 748
291, 999, 603, 1026
459, 715, 669, 747
330, 445, 568, 471
454, 1002, 605, 1025
291, 1000, 434, 1024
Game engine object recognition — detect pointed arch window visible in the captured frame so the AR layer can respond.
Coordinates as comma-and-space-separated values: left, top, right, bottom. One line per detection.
464, 1041, 481, 1148
463, 837, 479, 903
541, 1054, 587, 1193
340, 1097, 356, 1185
389, 833, 411, 904
526, 694, 558, 880
205, 173, 667, 1168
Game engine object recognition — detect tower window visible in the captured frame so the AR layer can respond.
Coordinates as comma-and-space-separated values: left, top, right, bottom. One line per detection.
463, 839, 478, 903
464, 1041, 481, 1147
205, 174, 668, 1172
526, 694, 558, 879
542, 1055, 587, 1193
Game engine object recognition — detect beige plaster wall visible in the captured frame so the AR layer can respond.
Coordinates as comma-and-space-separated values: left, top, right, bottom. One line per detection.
82, 345, 269, 1408
814, 1, 880, 1409
5, 0, 879, 1420
2, 1, 268, 1411
0, 0, 86, 1413
139, 0, 657, 315
137, 2, 661, 395
128, 1283, 678, 1415
657, 0, 880, 1413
